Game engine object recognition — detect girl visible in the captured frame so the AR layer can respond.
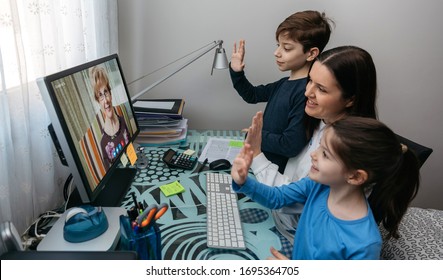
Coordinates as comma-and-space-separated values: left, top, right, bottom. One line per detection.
231, 116, 420, 260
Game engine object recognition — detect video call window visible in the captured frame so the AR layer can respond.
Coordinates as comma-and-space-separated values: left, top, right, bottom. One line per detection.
49, 58, 137, 193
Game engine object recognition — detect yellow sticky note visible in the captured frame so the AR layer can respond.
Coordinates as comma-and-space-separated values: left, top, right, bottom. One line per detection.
160, 181, 186, 197
183, 149, 195, 156
126, 142, 137, 166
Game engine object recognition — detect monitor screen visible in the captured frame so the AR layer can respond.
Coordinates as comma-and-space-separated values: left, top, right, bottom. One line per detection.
37, 54, 139, 207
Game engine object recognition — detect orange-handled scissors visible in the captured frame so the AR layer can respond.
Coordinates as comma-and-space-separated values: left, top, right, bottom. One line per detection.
138, 205, 157, 227
154, 203, 169, 220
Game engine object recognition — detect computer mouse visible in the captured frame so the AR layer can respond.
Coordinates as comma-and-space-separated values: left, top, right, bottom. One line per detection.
63, 205, 108, 243
209, 159, 232, 170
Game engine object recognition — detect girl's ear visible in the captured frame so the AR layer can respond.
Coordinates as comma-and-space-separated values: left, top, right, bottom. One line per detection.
346, 169, 368, 186
307, 47, 320, 61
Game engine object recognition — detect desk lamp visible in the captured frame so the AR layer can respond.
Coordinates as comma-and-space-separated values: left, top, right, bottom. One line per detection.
130, 40, 228, 101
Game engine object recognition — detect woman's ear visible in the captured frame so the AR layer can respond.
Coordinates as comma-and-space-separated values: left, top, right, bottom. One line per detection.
346, 169, 368, 186
345, 97, 355, 108
307, 47, 320, 61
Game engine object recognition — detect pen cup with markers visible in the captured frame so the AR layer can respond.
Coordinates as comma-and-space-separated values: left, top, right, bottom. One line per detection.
119, 215, 162, 260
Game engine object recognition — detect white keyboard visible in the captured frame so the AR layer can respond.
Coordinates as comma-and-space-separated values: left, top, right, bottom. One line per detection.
206, 172, 245, 250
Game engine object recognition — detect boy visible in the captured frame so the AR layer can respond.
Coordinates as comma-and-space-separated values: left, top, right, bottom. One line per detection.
230, 10, 333, 172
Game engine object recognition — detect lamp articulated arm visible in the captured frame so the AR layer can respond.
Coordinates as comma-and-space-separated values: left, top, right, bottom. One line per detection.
131, 40, 227, 102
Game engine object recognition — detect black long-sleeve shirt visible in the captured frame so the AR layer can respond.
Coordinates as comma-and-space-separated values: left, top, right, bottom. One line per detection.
230, 67, 308, 172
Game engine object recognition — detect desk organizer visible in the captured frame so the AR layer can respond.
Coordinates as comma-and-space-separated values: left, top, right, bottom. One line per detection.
119, 215, 161, 260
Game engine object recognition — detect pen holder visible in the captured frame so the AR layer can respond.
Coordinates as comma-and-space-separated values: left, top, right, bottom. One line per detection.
119, 215, 162, 260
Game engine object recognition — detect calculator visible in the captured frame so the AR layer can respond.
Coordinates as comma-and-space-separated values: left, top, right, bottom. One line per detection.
162, 148, 197, 170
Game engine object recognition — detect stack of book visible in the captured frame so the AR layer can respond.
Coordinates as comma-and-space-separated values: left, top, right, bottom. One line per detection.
132, 99, 188, 146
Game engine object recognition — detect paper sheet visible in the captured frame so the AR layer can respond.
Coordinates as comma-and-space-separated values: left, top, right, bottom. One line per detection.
198, 137, 244, 164
133, 100, 175, 110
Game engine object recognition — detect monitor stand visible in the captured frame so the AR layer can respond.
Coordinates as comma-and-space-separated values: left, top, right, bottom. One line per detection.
67, 168, 137, 208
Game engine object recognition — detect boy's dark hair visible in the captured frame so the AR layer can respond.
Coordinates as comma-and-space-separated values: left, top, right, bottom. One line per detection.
328, 116, 420, 239
276, 10, 333, 53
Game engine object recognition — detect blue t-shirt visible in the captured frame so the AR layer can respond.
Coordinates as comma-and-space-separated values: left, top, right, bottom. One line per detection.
232, 177, 382, 260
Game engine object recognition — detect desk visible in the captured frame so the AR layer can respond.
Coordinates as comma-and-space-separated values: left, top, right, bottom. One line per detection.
122, 130, 291, 260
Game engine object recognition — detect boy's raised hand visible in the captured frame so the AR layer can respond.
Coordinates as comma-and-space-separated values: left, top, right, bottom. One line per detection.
231, 40, 246, 72
231, 143, 254, 185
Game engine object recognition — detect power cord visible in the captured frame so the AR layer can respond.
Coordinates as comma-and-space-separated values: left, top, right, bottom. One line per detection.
63, 173, 73, 202
22, 210, 63, 250
63, 173, 75, 212
21, 173, 74, 250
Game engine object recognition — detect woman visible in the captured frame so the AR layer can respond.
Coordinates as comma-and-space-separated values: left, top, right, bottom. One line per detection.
244, 46, 378, 244
90, 66, 130, 169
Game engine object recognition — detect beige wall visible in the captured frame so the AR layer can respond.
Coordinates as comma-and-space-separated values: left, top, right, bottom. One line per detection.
117, 0, 443, 210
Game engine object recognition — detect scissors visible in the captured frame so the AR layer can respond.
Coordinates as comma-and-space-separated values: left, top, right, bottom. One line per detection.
137, 205, 157, 227
154, 203, 168, 220
137, 203, 169, 228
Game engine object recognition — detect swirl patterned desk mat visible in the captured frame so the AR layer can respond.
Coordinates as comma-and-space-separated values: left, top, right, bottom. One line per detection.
120, 130, 292, 260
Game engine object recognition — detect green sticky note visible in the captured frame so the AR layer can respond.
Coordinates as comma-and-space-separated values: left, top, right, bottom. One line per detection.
229, 140, 244, 148
160, 181, 186, 197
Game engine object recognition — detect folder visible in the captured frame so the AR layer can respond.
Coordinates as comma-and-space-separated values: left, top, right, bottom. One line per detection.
133, 99, 185, 118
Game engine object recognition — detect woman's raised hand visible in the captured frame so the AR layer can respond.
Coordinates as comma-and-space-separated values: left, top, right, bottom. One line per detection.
266, 246, 289, 260
245, 111, 264, 157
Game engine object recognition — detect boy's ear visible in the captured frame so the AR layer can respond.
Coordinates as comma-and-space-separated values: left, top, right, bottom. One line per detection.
307, 47, 320, 61
346, 169, 368, 186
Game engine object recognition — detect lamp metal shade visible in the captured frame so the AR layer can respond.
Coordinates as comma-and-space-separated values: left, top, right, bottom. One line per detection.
211, 47, 228, 75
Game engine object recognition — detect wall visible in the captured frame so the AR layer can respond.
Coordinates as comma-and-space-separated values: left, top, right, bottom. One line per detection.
117, 0, 443, 210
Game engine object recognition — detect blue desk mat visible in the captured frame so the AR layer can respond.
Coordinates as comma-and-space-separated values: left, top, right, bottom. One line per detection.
121, 130, 293, 260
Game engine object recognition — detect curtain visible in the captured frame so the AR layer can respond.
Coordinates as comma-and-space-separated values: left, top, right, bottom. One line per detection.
0, 0, 118, 235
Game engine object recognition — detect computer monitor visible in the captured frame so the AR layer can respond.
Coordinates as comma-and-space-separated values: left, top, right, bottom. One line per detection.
37, 54, 139, 207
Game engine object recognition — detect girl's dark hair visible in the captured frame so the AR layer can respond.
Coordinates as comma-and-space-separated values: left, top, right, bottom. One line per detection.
305, 46, 378, 139
276, 10, 333, 53
328, 117, 420, 239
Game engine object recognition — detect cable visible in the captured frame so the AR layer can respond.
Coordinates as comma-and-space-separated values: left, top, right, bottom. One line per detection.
63, 173, 73, 201
20, 175, 73, 249
21, 210, 63, 250
62, 173, 75, 212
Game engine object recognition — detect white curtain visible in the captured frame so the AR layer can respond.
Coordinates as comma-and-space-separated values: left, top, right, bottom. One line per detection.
0, 0, 118, 235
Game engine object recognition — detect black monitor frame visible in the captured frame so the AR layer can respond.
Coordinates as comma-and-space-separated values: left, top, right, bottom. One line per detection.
37, 54, 139, 207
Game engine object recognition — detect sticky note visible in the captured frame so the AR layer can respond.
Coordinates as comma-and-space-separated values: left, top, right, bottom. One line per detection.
183, 149, 195, 156
120, 152, 129, 167
229, 140, 244, 148
160, 181, 186, 197
126, 142, 138, 166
